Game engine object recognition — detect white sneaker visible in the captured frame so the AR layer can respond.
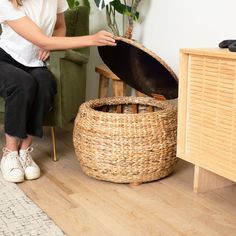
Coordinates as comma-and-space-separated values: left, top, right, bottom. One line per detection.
1, 148, 24, 183
19, 147, 40, 180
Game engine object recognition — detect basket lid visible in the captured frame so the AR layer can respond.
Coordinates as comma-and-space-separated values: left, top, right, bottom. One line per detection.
98, 37, 178, 100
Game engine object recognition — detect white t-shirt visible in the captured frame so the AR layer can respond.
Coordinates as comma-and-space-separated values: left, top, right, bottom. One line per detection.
0, 0, 68, 67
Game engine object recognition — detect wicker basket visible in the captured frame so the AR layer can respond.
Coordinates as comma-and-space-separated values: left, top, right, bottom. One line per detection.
73, 96, 178, 184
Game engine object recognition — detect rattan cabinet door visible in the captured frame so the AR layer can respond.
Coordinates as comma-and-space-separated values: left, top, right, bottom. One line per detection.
177, 48, 236, 182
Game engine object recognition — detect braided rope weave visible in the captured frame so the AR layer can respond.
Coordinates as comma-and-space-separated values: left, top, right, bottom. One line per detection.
73, 96, 178, 183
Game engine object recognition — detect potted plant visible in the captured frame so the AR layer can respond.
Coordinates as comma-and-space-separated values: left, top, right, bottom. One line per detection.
94, 0, 142, 39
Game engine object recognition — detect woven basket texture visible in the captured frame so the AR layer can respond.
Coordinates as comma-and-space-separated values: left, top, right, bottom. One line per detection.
73, 96, 178, 183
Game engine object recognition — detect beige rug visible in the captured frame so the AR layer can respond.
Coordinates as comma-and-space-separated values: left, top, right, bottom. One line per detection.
0, 172, 65, 236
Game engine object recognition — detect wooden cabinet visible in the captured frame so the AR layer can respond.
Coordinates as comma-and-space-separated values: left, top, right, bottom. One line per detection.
177, 48, 236, 193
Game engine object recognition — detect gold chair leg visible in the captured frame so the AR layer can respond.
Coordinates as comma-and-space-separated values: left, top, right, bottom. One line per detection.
50, 126, 57, 162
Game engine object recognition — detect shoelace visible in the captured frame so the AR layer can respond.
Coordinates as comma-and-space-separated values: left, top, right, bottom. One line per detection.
2, 147, 21, 170
19, 147, 34, 168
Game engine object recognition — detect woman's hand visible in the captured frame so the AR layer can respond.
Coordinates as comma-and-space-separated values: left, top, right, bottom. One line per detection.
91, 30, 116, 46
38, 49, 50, 61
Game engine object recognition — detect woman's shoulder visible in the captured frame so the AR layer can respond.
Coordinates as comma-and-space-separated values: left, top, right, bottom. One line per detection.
0, 0, 25, 24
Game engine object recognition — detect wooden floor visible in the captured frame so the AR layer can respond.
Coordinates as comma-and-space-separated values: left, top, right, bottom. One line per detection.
13, 125, 236, 236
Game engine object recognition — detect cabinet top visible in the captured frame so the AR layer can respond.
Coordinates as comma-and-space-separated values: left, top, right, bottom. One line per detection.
180, 48, 236, 60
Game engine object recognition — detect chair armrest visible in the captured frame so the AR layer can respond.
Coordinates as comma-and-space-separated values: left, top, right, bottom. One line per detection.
65, 49, 89, 64
50, 49, 88, 65
49, 49, 89, 81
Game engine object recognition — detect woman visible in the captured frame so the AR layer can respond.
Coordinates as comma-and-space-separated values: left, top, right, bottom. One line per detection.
0, 0, 116, 183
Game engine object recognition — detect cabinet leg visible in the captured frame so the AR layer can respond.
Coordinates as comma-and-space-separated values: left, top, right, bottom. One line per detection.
193, 166, 235, 193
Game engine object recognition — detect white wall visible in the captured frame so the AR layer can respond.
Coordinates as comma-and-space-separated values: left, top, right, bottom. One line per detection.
86, 0, 236, 100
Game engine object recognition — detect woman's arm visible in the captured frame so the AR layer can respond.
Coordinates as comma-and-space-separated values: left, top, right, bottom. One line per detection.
38, 13, 67, 61
6, 16, 116, 51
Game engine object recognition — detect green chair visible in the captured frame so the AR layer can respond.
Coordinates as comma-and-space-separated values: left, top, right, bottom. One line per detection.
0, 6, 90, 161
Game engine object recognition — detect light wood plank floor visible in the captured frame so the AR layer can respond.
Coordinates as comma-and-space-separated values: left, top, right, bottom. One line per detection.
4, 124, 234, 236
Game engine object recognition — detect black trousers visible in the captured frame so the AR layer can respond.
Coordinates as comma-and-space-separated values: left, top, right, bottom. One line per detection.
0, 48, 57, 139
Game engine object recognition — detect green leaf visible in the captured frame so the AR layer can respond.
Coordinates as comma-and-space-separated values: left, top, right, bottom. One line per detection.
67, 0, 75, 9
110, 0, 139, 21
132, 13, 139, 21
67, 0, 81, 8
110, 0, 125, 14
94, 0, 101, 8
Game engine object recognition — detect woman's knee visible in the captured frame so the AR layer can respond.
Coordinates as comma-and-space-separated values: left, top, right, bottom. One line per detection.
29, 68, 57, 94
0, 64, 37, 98
5, 74, 37, 101
18, 75, 37, 97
